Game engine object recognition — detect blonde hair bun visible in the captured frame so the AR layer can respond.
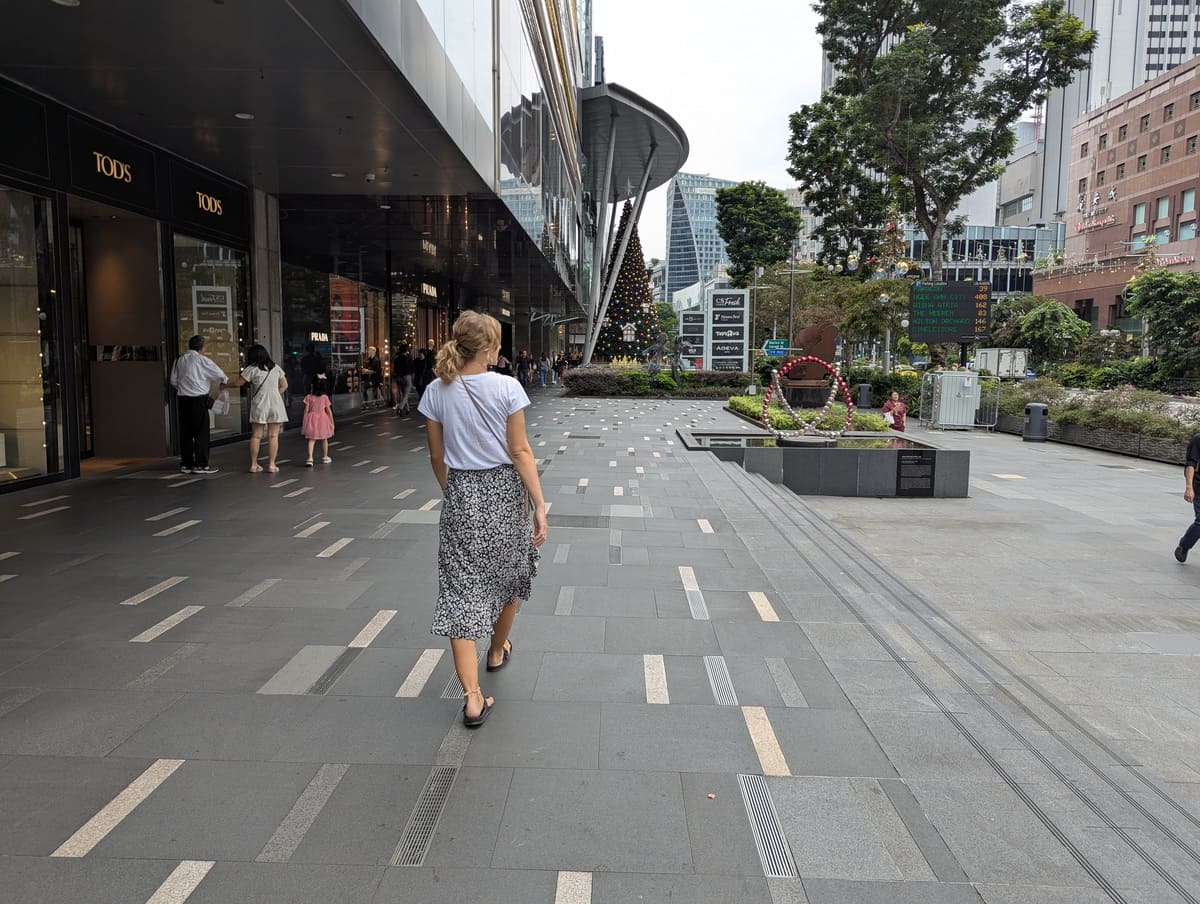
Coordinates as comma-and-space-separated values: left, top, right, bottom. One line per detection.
434, 310, 502, 382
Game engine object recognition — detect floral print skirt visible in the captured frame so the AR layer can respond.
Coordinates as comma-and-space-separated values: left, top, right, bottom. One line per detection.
432, 465, 538, 639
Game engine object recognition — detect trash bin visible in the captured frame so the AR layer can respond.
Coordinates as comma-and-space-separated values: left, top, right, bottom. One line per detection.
1023, 402, 1048, 442
856, 383, 872, 410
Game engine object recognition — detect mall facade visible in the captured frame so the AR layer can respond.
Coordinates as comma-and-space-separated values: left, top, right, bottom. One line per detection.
0, 0, 682, 489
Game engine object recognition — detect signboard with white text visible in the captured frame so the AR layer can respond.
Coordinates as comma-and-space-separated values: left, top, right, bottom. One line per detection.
705, 290, 748, 372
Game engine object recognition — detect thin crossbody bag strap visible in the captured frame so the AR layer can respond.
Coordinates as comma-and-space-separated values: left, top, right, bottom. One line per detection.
248, 366, 273, 403
459, 376, 531, 516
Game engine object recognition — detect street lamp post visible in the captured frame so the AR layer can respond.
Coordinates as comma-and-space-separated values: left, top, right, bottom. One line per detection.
879, 293, 892, 375
750, 265, 764, 353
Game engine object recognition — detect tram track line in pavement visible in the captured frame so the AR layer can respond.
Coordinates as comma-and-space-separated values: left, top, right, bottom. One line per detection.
705, 460, 1195, 903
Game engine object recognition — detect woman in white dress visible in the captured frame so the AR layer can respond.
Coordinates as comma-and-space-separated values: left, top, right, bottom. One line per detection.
231, 344, 288, 472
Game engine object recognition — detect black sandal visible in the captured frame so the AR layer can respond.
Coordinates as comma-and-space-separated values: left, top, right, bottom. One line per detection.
485, 640, 512, 672
462, 688, 493, 728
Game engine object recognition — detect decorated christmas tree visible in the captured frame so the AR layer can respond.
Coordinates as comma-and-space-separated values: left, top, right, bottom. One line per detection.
595, 201, 661, 361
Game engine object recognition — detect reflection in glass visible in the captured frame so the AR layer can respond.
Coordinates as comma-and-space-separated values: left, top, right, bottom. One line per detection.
0, 186, 55, 481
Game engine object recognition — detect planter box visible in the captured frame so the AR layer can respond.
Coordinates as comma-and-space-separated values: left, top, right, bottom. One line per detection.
992, 413, 1186, 464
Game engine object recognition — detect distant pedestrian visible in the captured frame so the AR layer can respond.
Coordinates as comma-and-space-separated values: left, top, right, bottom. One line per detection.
168, 334, 228, 475
537, 354, 549, 387
362, 346, 383, 404
418, 311, 547, 728
882, 391, 907, 432
232, 344, 288, 473
1174, 431, 1200, 563
392, 348, 414, 415
302, 375, 335, 466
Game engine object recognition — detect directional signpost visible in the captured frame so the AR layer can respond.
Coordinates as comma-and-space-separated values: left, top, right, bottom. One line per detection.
763, 339, 789, 358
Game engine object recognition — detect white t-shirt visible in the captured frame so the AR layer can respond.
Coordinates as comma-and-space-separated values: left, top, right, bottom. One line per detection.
418, 372, 530, 470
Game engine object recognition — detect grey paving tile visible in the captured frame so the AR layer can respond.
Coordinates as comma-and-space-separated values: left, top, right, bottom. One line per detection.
94, 759, 319, 860
508, 613, 606, 653
715, 621, 819, 658
603, 618, 720, 655
680, 772, 765, 876
784, 658, 853, 709
801, 878, 984, 903
288, 764, 429, 865
801, 622, 894, 660
372, 866, 555, 903
767, 708, 898, 778
420, 766, 513, 869
857, 710, 1002, 782
571, 585, 657, 617
663, 654, 723, 704
272, 697, 451, 764
0, 688, 180, 757
0, 855, 180, 904
493, 768, 692, 872
0, 641, 192, 690
246, 578, 373, 609
111, 693, 321, 760
975, 886, 1112, 904
533, 652, 649, 703
599, 703, 761, 773
145, 641, 319, 693
594, 873, 773, 902
188, 862, 385, 904
462, 700, 600, 768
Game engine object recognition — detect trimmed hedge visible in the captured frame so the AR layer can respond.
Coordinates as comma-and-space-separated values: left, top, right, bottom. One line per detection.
727, 395, 889, 432
1054, 359, 1166, 391
998, 380, 1200, 441
563, 366, 752, 398
844, 368, 924, 408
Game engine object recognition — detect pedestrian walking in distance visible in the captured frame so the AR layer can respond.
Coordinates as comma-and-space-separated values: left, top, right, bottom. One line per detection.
230, 344, 288, 473
168, 334, 228, 474
301, 375, 335, 466
418, 311, 548, 727
1174, 431, 1200, 563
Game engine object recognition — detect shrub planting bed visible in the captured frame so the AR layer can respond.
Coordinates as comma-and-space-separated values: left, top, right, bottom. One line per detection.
563, 366, 752, 399
726, 395, 888, 432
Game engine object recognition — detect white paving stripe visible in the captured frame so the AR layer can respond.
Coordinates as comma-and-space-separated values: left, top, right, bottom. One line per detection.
742, 706, 790, 776
419, 499, 441, 511
146, 507, 190, 522
643, 654, 669, 705
18, 505, 70, 520
316, 538, 353, 558
697, 519, 714, 534
678, 566, 700, 592
394, 489, 415, 499
352, 460, 371, 468
370, 466, 389, 474
0, 574, 15, 584
294, 521, 330, 539
21, 494, 70, 508
749, 591, 780, 622
121, 576, 188, 607
52, 758, 184, 857
396, 648, 445, 697
130, 606, 204, 643
554, 871, 593, 904
153, 520, 201, 537
284, 487, 313, 498
144, 859, 215, 904
270, 478, 299, 489
255, 764, 350, 863
553, 543, 570, 564
411, 446, 425, 452
348, 610, 396, 648
168, 478, 201, 488
228, 578, 279, 607
0, 551, 19, 560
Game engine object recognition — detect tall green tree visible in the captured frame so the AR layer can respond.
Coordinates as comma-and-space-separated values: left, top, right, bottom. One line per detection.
807, 0, 1095, 281
1125, 269, 1200, 379
594, 202, 661, 360
787, 94, 890, 273
715, 181, 804, 287
1018, 300, 1090, 366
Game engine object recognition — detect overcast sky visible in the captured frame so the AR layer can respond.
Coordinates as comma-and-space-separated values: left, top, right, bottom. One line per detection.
591, 0, 825, 260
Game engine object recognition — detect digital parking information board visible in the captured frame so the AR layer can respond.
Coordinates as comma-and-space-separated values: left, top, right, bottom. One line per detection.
909, 282, 992, 344
706, 290, 749, 371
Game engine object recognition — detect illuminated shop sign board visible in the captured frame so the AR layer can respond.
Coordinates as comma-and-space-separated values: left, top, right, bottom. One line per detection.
67, 116, 157, 211
170, 160, 248, 241
706, 290, 748, 372
909, 282, 992, 344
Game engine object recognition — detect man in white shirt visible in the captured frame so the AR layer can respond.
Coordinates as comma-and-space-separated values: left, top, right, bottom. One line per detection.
168, 334, 228, 473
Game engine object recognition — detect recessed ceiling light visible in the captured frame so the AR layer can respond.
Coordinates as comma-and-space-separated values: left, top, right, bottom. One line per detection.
330, 172, 346, 178
234, 112, 255, 121
50, 0, 81, 7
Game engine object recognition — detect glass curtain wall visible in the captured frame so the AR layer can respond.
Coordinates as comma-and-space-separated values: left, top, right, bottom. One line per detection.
172, 233, 251, 439
0, 185, 60, 481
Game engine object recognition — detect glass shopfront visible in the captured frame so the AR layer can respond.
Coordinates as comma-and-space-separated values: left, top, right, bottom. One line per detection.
0, 185, 61, 482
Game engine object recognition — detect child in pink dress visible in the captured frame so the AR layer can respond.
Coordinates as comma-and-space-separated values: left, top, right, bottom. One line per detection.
302, 376, 335, 466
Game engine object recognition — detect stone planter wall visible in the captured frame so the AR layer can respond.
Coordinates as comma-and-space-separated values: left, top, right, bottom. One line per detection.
992, 413, 1186, 464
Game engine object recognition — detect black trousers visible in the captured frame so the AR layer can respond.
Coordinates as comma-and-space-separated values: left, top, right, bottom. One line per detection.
177, 395, 210, 468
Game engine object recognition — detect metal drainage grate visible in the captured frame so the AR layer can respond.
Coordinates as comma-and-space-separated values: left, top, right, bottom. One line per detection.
738, 773, 798, 879
306, 648, 362, 695
390, 766, 457, 866
440, 652, 483, 699
686, 589, 710, 620
704, 656, 739, 706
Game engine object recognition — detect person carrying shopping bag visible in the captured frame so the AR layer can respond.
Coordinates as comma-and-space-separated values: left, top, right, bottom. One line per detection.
418, 311, 547, 727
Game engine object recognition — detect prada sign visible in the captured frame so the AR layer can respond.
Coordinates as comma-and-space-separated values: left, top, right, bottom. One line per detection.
68, 117, 157, 210
170, 160, 248, 241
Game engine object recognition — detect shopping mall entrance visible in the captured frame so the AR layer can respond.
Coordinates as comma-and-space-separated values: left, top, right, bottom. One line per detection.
67, 196, 170, 466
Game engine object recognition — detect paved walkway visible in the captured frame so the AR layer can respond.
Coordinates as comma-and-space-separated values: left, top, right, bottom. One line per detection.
0, 391, 1198, 903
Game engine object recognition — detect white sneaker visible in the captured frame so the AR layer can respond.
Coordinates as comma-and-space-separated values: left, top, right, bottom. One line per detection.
322, 456, 332, 463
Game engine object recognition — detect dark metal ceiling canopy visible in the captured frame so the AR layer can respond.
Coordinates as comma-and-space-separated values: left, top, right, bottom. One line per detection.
580, 82, 689, 202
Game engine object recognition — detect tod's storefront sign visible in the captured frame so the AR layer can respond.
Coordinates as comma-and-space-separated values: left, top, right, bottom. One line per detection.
68, 117, 157, 210
170, 159, 248, 241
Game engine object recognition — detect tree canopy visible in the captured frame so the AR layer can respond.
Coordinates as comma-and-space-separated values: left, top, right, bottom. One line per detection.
715, 181, 803, 287
1125, 269, 1200, 379
794, 0, 1095, 280
1017, 300, 1090, 366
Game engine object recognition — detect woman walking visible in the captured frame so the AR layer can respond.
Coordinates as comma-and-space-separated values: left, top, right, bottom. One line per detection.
418, 311, 547, 727
234, 344, 288, 472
